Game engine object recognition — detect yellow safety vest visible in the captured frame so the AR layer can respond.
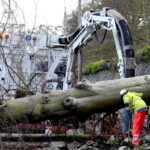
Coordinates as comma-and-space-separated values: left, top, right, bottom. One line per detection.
123, 92, 147, 114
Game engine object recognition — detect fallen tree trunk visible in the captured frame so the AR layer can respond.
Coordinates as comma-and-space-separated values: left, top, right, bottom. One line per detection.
0, 141, 49, 149
0, 133, 89, 142
1, 75, 150, 122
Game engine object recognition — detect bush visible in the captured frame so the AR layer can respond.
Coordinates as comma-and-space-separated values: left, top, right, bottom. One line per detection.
84, 59, 108, 74
136, 45, 150, 63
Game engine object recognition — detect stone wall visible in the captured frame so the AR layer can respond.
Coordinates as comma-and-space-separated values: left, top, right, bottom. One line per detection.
84, 62, 150, 82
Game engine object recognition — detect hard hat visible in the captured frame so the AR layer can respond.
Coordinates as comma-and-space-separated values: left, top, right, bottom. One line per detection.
120, 89, 128, 95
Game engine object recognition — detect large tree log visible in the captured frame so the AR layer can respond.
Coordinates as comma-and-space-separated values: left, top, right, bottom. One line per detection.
0, 141, 50, 149
0, 133, 89, 142
1, 75, 150, 122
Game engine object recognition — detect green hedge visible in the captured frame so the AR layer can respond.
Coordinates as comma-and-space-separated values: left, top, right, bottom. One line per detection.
84, 59, 107, 74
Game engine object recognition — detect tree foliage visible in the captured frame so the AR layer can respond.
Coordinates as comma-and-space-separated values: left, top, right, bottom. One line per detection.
65, 0, 150, 66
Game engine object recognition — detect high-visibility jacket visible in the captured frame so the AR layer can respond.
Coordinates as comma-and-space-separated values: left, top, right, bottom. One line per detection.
123, 92, 147, 114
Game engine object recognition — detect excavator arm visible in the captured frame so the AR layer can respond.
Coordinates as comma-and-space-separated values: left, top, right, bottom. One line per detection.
42, 7, 135, 92
55, 7, 135, 90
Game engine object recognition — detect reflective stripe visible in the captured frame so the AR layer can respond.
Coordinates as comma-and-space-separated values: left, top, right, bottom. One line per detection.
133, 134, 139, 136
132, 98, 141, 102
133, 137, 138, 139
133, 137, 139, 140
133, 133, 139, 141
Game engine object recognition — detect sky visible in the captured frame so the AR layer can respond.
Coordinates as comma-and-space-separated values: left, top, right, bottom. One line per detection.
0, 0, 78, 29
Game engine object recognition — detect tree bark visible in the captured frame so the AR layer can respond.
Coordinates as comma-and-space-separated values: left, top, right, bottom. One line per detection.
0, 133, 89, 141
0, 141, 49, 149
1, 75, 150, 122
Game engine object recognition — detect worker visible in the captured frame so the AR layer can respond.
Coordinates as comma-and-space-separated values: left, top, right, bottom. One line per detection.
120, 89, 147, 147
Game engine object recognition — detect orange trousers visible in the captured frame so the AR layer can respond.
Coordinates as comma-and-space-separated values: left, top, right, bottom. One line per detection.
132, 111, 147, 146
